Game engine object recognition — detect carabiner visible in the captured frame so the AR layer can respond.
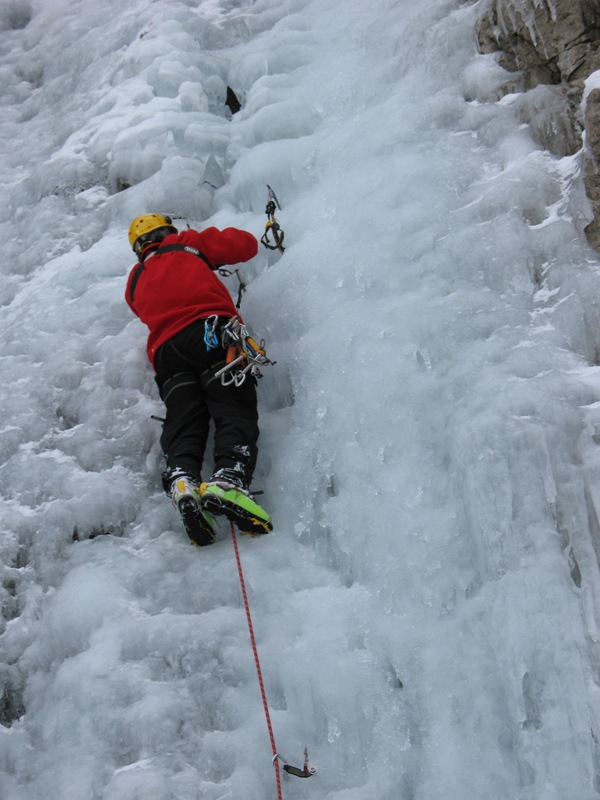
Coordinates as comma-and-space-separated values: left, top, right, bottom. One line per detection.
204, 315, 219, 351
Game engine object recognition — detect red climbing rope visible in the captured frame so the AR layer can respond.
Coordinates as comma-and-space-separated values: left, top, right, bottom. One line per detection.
230, 522, 283, 800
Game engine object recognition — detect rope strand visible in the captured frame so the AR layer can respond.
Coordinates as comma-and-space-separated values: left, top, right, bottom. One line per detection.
230, 522, 283, 800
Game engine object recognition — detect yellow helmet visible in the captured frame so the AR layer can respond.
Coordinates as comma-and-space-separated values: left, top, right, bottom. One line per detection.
128, 213, 177, 255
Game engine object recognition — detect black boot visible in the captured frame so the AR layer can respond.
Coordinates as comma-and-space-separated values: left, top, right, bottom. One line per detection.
162, 467, 216, 547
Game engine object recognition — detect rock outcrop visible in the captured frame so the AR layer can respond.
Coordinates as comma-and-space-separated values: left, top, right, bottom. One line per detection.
475, 0, 600, 249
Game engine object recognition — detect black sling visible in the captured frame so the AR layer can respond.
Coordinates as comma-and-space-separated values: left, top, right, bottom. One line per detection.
128, 243, 215, 305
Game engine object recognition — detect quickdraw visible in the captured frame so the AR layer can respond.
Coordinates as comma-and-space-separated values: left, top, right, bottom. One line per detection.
212, 316, 275, 387
260, 184, 285, 253
230, 523, 317, 800
275, 748, 317, 779
215, 267, 246, 309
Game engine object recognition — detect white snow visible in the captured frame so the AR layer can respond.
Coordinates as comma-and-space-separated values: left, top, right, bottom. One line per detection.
585, 70, 600, 104
2, 0, 600, 798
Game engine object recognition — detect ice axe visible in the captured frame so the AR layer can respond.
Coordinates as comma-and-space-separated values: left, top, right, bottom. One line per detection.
260, 184, 285, 253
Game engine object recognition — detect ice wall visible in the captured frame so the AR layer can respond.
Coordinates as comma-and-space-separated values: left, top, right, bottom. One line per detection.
2, 1, 600, 799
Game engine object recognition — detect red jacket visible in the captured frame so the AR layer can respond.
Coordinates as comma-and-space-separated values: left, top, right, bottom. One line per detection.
125, 227, 258, 366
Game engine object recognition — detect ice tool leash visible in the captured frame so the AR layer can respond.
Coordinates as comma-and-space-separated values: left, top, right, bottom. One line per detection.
260, 184, 285, 254
230, 522, 317, 798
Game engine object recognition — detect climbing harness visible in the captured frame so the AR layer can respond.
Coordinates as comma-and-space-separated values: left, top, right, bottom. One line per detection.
260, 184, 285, 254
212, 316, 275, 387
230, 523, 316, 798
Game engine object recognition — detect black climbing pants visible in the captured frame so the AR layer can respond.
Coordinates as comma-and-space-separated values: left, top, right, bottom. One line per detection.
154, 317, 259, 482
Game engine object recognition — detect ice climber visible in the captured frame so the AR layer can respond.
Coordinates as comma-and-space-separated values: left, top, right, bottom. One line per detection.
125, 213, 272, 546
